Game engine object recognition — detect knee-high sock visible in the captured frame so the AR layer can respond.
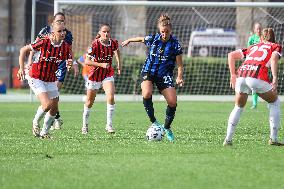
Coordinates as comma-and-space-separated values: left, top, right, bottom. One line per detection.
83, 104, 91, 127
33, 106, 46, 125
268, 98, 280, 142
40, 112, 55, 136
252, 93, 258, 107
164, 105, 177, 129
107, 104, 115, 126
143, 97, 156, 123
225, 105, 244, 141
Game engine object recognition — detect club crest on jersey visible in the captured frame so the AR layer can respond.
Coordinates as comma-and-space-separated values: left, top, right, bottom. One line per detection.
158, 48, 164, 53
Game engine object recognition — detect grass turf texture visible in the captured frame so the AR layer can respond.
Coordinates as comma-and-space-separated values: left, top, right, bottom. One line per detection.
1, 101, 284, 189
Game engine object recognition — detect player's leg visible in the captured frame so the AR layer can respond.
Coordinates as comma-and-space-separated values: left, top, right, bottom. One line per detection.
39, 82, 59, 138
224, 77, 248, 146
50, 81, 63, 130
40, 97, 59, 138
102, 77, 115, 133
141, 78, 158, 126
82, 80, 98, 134
250, 92, 258, 109
52, 64, 67, 130
161, 87, 177, 142
33, 92, 52, 136
224, 93, 247, 145
27, 78, 51, 136
258, 89, 281, 145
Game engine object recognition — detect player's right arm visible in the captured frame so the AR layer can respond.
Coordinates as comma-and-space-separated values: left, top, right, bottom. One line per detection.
85, 57, 110, 68
227, 50, 243, 89
85, 44, 110, 68
121, 37, 145, 47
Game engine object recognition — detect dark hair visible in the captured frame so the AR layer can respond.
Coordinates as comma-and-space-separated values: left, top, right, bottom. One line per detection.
157, 14, 172, 29
262, 28, 276, 43
95, 23, 111, 39
54, 12, 65, 20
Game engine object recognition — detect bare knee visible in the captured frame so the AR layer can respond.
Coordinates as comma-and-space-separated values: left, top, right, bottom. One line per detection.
168, 100, 177, 107
142, 91, 152, 99
106, 94, 115, 104
42, 101, 52, 112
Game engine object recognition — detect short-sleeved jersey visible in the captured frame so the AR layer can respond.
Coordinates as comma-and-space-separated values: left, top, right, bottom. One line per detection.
37, 26, 73, 45
247, 34, 260, 47
29, 36, 72, 82
238, 42, 282, 82
142, 33, 182, 77
86, 39, 118, 82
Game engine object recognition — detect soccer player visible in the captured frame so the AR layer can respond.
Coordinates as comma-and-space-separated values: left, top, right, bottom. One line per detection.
27, 12, 78, 130
82, 23, 121, 135
223, 28, 283, 146
247, 22, 262, 109
122, 14, 184, 141
17, 22, 72, 138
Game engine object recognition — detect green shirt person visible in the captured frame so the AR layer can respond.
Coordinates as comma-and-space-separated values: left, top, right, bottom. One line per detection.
247, 22, 262, 109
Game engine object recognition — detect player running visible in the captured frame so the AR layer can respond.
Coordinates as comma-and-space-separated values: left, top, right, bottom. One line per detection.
223, 28, 283, 146
17, 22, 72, 138
27, 12, 78, 130
122, 14, 184, 142
81, 23, 121, 135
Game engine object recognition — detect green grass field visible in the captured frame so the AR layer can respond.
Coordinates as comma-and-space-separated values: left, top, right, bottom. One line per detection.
1, 101, 284, 189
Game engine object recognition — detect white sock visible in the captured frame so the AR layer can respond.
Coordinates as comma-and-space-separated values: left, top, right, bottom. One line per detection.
83, 104, 91, 127
268, 98, 280, 142
106, 104, 115, 127
40, 112, 55, 136
33, 106, 46, 126
225, 105, 244, 141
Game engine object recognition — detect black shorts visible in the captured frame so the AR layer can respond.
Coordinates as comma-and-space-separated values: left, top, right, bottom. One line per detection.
141, 72, 174, 92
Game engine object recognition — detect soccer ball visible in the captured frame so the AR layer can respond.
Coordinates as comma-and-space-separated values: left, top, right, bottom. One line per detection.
146, 125, 164, 141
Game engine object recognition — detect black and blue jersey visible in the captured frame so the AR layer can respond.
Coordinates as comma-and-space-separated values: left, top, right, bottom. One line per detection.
142, 33, 182, 77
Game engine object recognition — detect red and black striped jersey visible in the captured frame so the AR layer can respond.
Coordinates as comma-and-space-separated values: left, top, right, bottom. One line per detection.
29, 36, 72, 82
237, 42, 282, 83
86, 39, 118, 82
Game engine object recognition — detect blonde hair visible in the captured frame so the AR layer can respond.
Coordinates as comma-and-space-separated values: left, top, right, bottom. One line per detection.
261, 28, 275, 43
157, 14, 172, 29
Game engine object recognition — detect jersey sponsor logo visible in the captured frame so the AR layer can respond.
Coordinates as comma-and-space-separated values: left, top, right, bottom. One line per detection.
151, 53, 168, 61
97, 55, 112, 61
239, 65, 258, 71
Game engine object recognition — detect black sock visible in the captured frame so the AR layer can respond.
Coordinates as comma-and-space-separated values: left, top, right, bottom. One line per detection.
143, 97, 156, 123
164, 105, 177, 129
55, 111, 60, 119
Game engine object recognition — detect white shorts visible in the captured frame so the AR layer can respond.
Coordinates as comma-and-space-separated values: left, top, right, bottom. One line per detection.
27, 78, 59, 99
86, 77, 114, 90
235, 77, 272, 94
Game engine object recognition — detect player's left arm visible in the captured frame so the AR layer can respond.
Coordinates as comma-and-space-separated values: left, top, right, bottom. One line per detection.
270, 51, 280, 92
113, 49, 122, 75
175, 54, 184, 87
